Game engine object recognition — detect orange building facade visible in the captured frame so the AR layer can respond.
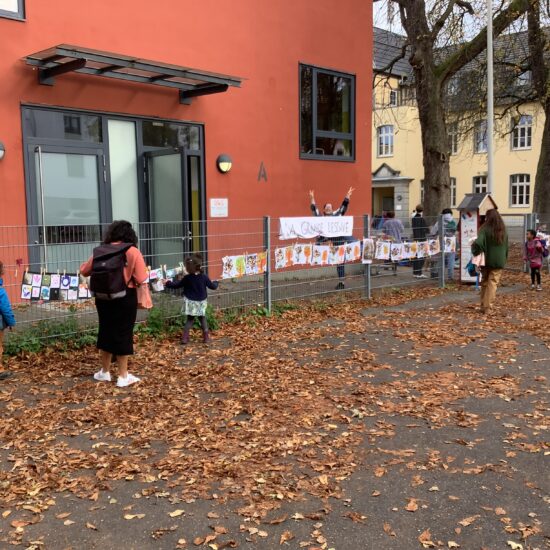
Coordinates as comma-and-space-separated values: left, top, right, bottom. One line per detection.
0, 0, 372, 279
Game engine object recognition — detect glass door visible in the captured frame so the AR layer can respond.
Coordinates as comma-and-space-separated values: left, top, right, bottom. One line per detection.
28, 145, 104, 273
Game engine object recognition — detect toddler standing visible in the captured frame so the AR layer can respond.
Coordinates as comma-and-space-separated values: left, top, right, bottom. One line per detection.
165, 254, 219, 343
0, 261, 16, 379
524, 229, 544, 291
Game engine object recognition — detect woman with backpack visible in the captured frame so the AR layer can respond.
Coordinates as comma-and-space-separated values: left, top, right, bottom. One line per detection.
471, 208, 509, 314
80, 220, 148, 387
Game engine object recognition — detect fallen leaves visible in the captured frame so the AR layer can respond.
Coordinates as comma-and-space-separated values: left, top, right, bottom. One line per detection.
405, 498, 419, 512
418, 529, 435, 548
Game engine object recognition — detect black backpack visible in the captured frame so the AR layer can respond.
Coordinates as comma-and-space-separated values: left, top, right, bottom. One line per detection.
89, 243, 133, 299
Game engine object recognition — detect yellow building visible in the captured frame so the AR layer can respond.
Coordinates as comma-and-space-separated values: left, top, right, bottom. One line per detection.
372, 27, 540, 221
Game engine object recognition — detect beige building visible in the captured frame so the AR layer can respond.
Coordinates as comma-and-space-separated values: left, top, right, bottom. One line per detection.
373, 27, 541, 221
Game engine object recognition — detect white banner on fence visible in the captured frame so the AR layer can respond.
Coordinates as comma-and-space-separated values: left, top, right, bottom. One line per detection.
278, 216, 354, 240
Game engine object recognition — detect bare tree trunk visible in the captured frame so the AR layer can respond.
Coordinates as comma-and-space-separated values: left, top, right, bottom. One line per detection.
533, 99, 550, 214
527, 0, 550, 214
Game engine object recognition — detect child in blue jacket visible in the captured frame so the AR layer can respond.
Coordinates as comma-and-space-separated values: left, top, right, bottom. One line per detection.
0, 261, 16, 379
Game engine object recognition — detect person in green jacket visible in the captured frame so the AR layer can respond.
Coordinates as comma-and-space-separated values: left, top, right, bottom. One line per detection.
471, 208, 509, 313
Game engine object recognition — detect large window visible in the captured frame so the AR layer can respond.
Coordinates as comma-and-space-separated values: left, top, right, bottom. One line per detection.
512, 115, 532, 150
377, 125, 394, 157
474, 120, 487, 153
448, 122, 458, 155
0, 0, 24, 20
510, 174, 530, 207
450, 177, 457, 208
300, 64, 355, 160
473, 175, 487, 194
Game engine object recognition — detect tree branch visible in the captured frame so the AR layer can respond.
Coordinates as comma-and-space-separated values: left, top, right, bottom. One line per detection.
435, 0, 530, 82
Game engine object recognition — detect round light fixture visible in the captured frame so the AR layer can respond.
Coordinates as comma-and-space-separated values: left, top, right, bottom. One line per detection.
0, 142, 5, 161
216, 154, 232, 173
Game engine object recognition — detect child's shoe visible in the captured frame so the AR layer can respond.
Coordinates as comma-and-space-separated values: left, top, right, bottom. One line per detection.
93, 370, 111, 382
181, 329, 190, 345
537, 285, 543, 291
117, 373, 140, 387
530, 284, 536, 290
202, 331, 210, 344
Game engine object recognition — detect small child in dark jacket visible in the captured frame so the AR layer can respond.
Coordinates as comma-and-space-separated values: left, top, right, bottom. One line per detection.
0, 261, 16, 379
165, 254, 219, 344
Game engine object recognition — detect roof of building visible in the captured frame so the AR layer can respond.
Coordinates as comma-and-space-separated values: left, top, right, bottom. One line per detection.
457, 193, 498, 211
373, 27, 413, 78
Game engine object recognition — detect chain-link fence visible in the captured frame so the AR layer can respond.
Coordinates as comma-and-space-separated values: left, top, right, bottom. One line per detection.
0, 214, 463, 340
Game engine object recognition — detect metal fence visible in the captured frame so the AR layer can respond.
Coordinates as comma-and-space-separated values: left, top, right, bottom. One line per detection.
0, 215, 456, 339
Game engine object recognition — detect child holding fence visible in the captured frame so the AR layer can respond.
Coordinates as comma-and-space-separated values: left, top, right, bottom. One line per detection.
0, 261, 16, 379
165, 254, 219, 344
524, 229, 546, 291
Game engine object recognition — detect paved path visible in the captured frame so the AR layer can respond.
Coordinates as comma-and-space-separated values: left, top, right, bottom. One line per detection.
0, 281, 548, 549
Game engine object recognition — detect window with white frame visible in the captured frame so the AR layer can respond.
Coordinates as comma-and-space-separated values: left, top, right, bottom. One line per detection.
389, 90, 398, 107
512, 115, 532, 150
448, 122, 458, 155
510, 174, 530, 206
0, 0, 24, 19
473, 175, 487, 194
420, 179, 425, 204
450, 177, 457, 208
377, 125, 394, 157
474, 120, 487, 153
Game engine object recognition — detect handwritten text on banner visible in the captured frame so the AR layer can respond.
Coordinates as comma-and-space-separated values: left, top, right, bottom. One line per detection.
279, 216, 354, 240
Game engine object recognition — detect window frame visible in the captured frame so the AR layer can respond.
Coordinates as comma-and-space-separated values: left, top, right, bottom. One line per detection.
448, 122, 458, 155
450, 177, 457, 208
389, 89, 398, 107
474, 120, 488, 154
473, 175, 487, 194
510, 173, 530, 207
511, 115, 532, 150
377, 125, 394, 158
299, 63, 356, 162
0, 0, 25, 20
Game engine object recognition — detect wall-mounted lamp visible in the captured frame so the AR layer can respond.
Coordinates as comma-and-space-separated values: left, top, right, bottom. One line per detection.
216, 154, 232, 173
0, 142, 5, 161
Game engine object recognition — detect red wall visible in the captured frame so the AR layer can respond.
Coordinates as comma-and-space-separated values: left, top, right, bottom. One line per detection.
0, 0, 372, 226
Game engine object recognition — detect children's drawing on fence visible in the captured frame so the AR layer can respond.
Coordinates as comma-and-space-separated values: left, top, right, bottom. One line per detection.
50, 274, 61, 288
245, 253, 258, 275
60, 275, 71, 290
444, 236, 456, 253
78, 284, 90, 298
32, 273, 42, 287
362, 239, 374, 264
23, 272, 33, 286
311, 245, 329, 266
428, 239, 440, 255
31, 286, 41, 299
21, 284, 32, 299
293, 244, 308, 265
390, 243, 404, 262
418, 241, 430, 258
375, 240, 390, 260
42, 274, 52, 287
345, 242, 361, 262
68, 289, 78, 301
40, 286, 50, 301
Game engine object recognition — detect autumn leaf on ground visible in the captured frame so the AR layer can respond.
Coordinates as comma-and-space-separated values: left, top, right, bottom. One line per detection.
418, 529, 436, 548
447, 542, 460, 548
495, 507, 507, 515
383, 522, 396, 536
124, 514, 145, 520
405, 498, 419, 512
169, 509, 185, 518
86, 522, 97, 530
280, 530, 294, 544
507, 542, 523, 550
458, 515, 480, 527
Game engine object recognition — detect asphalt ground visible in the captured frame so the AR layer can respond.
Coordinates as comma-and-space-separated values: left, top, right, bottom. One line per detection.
0, 277, 548, 550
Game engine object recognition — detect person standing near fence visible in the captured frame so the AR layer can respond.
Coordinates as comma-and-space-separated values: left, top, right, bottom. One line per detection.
165, 253, 219, 344
0, 261, 16, 380
429, 208, 457, 281
411, 205, 429, 278
524, 229, 545, 291
80, 220, 148, 387
309, 187, 354, 290
382, 211, 404, 274
471, 208, 509, 314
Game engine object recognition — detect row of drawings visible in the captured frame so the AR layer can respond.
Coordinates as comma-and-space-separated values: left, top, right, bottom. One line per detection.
368, 236, 456, 263
275, 242, 362, 269
21, 272, 91, 301
222, 252, 268, 279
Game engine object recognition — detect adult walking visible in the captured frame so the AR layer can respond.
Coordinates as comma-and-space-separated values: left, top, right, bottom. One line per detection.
309, 187, 354, 289
471, 208, 509, 314
80, 220, 148, 387
411, 205, 429, 278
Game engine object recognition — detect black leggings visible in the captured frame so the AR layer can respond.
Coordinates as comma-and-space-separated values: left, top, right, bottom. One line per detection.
530, 267, 541, 285
185, 315, 208, 332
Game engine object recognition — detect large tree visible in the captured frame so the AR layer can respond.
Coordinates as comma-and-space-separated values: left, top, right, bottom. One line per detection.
375, 0, 530, 217
527, 0, 550, 214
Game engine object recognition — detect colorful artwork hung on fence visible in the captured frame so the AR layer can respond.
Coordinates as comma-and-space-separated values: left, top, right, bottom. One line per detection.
20, 272, 92, 301
222, 252, 268, 279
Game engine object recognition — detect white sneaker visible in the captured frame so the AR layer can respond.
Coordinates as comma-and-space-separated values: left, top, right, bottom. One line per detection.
530, 284, 536, 290
418, 274, 428, 279
93, 370, 111, 382
117, 373, 141, 387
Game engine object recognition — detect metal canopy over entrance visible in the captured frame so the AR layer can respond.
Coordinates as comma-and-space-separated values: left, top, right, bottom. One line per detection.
25, 44, 243, 104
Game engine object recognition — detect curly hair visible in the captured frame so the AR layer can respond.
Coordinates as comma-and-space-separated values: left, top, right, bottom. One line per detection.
103, 220, 138, 246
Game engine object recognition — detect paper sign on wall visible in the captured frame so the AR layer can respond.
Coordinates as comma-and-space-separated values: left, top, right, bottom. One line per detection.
210, 198, 228, 218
